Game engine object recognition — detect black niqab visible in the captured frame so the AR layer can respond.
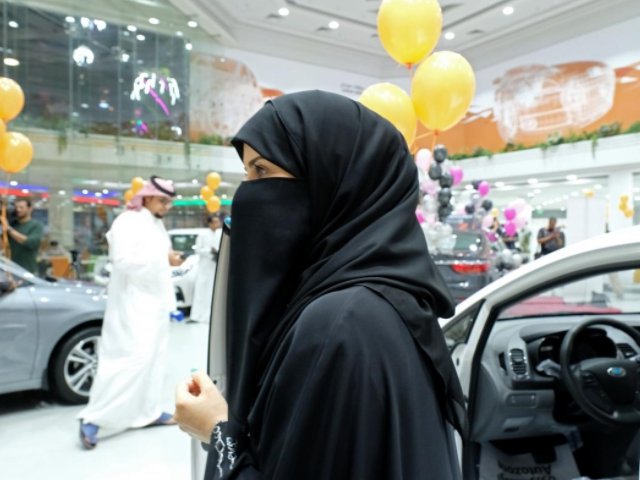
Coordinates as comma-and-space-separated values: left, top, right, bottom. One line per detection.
217, 91, 466, 478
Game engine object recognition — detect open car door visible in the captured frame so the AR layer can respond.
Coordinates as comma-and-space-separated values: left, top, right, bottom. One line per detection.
191, 223, 230, 479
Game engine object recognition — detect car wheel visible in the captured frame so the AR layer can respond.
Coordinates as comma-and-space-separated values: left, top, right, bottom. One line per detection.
51, 326, 101, 404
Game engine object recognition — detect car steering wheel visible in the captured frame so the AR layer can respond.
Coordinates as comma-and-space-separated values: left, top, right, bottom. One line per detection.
560, 318, 640, 426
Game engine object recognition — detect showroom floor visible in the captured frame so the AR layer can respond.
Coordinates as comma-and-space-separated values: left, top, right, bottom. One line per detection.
0, 321, 208, 480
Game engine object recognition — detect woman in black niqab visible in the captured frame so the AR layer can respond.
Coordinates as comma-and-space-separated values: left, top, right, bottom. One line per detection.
175, 90, 466, 480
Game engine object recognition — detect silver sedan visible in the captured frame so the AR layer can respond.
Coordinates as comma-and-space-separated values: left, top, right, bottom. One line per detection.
0, 256, 106, 404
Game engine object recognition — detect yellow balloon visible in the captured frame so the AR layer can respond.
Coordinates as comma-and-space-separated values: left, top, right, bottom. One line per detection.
377, 0, 442, 67
412, 51, 476, 132
200, 185, 214, 200
206, 196, 221, 213
625, 209, 634, 219
207, 172, 221, 191
491, 208, 500, 218
359, 83, 417, 145
0, 132, 33, 174
131, 176, 145, 195
620, 194, 629, 203
0, 77, 25, 121
124, 189, 134, 203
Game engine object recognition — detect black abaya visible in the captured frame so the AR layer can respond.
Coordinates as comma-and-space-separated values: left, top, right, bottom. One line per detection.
205, 91, 465, 479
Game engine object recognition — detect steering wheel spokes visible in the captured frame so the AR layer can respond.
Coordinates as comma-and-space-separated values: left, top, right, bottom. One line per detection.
561, 318, 640, 425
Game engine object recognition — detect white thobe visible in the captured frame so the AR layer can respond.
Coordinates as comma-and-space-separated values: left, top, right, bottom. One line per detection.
78, 208, 176, 431
189, 227, 222, 322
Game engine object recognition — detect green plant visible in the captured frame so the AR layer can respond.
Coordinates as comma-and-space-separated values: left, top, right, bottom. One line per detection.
196, 133, 225, 146
625, 121, 640, 134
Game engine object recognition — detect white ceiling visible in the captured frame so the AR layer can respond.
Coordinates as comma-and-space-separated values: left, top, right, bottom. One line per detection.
168, 0, 640, 76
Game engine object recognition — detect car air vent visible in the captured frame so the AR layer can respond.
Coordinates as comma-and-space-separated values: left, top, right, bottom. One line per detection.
509, 348, 529, 377
617, 343, 636, 358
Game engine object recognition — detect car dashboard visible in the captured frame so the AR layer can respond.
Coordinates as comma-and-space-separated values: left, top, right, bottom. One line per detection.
471, 314, 640, 442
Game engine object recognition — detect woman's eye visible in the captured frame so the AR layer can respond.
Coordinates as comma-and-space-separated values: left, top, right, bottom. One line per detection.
255, 165, 267, 176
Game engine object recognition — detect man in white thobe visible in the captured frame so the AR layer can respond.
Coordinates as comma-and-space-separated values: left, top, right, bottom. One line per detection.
189, 214, 223, 323
78, 176, 184, 449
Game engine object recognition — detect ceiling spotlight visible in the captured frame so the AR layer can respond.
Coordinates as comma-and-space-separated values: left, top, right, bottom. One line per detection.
136, 34, 145, 41
175, 30, 183, 37
328, 20, 340, 30
192, 179, 199, 184
8, 20, 19, 29
102, 189, 109, 194
566, 174, 578, 181
94, 19, 107, 31
120, 52, 130, 62
3, 58, 19, 67
495, 181, 505, 188
444, 31, 455, 40
185, 42, 193, 51
127, 25, 137, 32
148, 17, 160, 25
72, 45, 95, 66
527, 178, 538, 185
80, 17, 91, 28
188, 20, 198, 28
58, 190, 66, 195
278, 7, 290, 17
82, 189, 89, 195
9, 181, 17, 186
503, 6, 514, 15
65, 16, 75, 23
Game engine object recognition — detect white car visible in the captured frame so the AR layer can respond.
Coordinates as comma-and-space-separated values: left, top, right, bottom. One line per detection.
169, 228, 209, 312
442, 226, 640, 479
93, 228, 208, 312
193, 226, 640, 480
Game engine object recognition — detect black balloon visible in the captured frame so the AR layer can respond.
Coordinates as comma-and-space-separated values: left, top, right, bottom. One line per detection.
438, 188, 452, 204
433, 145, 448, 163
439, 172, 453, 188
472, 180, 482, 190
428, 164, 442, 180
465, 204, 475, 214
438, 205, 453, 220
481, 199, 493, 211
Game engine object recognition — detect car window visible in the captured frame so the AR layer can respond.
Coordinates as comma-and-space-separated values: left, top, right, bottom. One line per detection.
443, 305, 481, 350
171, 234, 199, 253
498, 268, 640, 320
453, 232, 485, 254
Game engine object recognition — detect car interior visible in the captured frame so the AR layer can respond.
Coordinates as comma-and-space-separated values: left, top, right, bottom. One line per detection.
461, 268, 640, 480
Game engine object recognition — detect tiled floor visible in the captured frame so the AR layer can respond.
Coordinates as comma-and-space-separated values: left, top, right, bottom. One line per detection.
0, 321, 208, 480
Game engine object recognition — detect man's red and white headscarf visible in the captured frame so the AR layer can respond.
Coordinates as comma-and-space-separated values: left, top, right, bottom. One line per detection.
127, 175, 177, 211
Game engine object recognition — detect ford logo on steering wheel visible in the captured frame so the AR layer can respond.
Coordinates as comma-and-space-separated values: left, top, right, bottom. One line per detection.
607, 367, 627, 378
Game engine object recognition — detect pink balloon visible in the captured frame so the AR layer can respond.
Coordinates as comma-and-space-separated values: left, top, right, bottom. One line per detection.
416, 210, 426, 224
420, 179, 438, 196
504, 208, 517, 221
510, 198, 527, 213
478, 180, 490, 197
504, 221, 517, 237
415, 149, 432, 171
514, 215, 526, 229
449, 166, 464, 186
481, 214, 494, 229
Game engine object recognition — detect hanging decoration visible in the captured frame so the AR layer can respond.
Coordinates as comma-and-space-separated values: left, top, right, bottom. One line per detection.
202, 172, 222, 213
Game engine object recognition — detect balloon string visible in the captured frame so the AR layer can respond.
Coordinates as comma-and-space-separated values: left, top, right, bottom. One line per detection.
431, 130, 439, 151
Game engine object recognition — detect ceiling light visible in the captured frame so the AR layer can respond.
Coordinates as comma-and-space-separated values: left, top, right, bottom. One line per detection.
175, 30, 183, 37
82, 189, 89, 195
148, 17, 160, 25
527, 178, 538, 185
328, 20, 340, 30
80, 17, 91, 28
444, 31, 455, 40
495, 181, 505, 188
81, 103, 89, 109
192, 179, 199, 184
8, 21, 19, 29
58, 190, 66, 195
566, 174, 578, 181
9, 181, 17, 186
120, 52, 130, 62
188, 20, 198, 28
502, 6, 514, 15
65, 16, 75, 23
102, 189, 109, 194
185, 42, 193, 51
136, 34, 145, 41
177, 194, 183, 199
278, 7, 290, 17
3, 58, 19, 67
72, 45, 95, 66
127, 25, 137, 32
94, 19, 107, 31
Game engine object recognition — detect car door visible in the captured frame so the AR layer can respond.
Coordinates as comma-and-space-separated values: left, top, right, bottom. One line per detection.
191, 225, 230, 479
0, 267, 38, 387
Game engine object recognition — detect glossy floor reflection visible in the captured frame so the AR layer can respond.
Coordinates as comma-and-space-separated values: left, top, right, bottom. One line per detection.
0, 321, 208, 480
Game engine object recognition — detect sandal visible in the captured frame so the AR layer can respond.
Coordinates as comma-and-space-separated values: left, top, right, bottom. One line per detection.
148, 412, 177, 427
79, 421, 99, 449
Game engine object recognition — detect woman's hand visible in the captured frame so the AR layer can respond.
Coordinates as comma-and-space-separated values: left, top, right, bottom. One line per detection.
175, 371, 228, 444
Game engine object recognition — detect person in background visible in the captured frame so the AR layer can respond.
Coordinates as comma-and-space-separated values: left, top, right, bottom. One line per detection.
77, 176, 185, 449
537, 217, 565, 256
501, 229, 519, 250
0, 198, 44, 274
189, 213, 224, 323
174, 91, 464, 479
